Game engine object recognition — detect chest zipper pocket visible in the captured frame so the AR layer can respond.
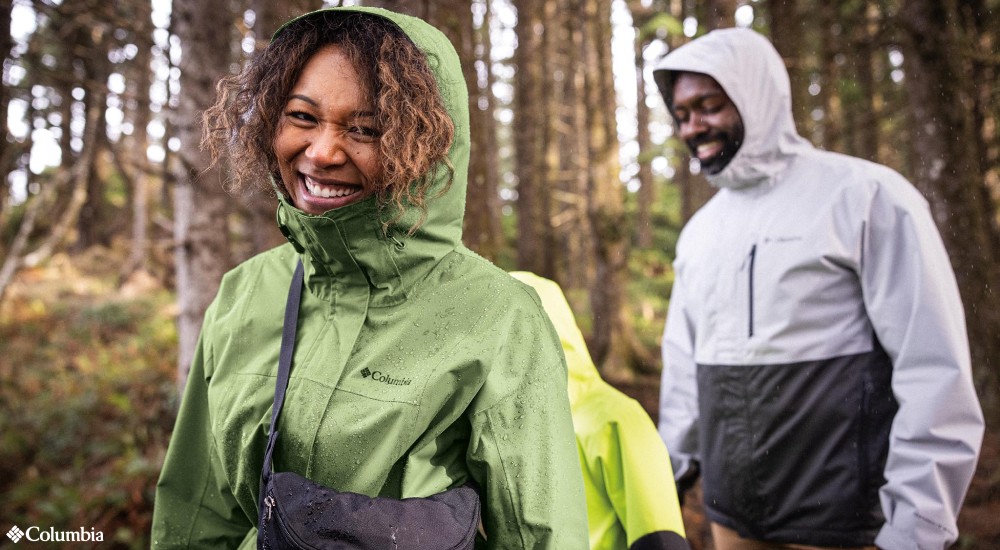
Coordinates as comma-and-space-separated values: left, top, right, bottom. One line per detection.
748, 244, 757, 338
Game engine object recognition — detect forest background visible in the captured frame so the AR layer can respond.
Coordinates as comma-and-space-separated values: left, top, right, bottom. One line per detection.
0, 0, 997, 547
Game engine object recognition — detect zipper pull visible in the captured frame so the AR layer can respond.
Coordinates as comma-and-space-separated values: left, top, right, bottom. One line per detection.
264, 495, 276, 521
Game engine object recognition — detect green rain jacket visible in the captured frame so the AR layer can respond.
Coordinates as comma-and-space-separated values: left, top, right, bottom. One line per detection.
151, 7, 587, 549
510, 272, 689, 550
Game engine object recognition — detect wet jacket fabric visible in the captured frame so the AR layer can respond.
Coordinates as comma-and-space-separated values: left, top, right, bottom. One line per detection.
151, 7, 588, 549
652, 28, 983, 549
510, 272, 689, 550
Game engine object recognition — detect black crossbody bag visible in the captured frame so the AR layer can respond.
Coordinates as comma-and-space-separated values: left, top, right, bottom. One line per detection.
257, 261, 481, 549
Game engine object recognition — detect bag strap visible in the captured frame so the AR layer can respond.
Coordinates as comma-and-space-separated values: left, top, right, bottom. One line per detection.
262, 259, 304, 481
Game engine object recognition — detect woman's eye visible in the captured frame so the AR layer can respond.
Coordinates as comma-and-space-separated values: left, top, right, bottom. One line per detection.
349, 126, 382, 140
287, 111, 315, 123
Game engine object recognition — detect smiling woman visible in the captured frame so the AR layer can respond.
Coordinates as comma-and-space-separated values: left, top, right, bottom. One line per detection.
152, 7, 587, 550
202, 10, 454, 230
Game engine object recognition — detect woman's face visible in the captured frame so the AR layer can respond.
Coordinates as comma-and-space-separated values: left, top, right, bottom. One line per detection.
274, 45, 384, 215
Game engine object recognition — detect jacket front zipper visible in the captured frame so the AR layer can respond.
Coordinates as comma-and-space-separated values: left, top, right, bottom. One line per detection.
748, 244, 757, 338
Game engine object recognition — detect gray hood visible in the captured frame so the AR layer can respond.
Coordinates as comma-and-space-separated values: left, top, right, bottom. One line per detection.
652, 28, 812, 189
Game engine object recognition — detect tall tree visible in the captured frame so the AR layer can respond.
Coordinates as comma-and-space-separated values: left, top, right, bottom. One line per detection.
73, 21, 114, 251
554, 0, 595, 290
462, 0, 503, 261
581, 0, 633, 377
0, 0, 12, 217
816, 1, 843, 151
629, 0, 658, 249
840, 1, 879, 162
898, 0, 1000, 414
512, 0, 550, 276
23, 91, 104, 268
766, 0, 810, 134
171, 0, 237, 386
122, 0, 155, 276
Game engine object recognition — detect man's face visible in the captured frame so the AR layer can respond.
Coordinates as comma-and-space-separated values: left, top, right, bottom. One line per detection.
670, 72, 744, 175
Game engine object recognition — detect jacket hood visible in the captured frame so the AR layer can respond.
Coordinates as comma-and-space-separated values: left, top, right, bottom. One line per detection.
652, 28, 811, 189
273, 6, 470, 305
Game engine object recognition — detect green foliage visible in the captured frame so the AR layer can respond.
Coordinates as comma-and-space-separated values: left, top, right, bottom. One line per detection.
627, 247, 675, 354
1, 199, 29, 244
639, 13, 684, 42
0, 275, 178, 549
623, 178, 682, 355
495, 205, 519, 272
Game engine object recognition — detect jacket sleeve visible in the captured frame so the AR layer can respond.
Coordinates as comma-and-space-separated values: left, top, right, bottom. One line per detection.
596, 398, 690, 550
151, 315, 255, 549
861, 179, 984, 550
466, 300, 589, 550
658, 256, 701, 489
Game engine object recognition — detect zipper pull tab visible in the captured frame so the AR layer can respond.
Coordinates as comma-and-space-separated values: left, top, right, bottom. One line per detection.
264, 495, 276, 521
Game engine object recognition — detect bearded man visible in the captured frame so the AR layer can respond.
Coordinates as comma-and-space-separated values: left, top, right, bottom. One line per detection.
653, 28, 983, 550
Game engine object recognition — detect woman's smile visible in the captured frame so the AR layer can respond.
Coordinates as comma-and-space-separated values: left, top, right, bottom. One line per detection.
274, 44, 384, 215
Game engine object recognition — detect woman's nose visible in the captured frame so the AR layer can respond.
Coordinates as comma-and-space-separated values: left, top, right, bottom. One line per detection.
305, 129, 349, 166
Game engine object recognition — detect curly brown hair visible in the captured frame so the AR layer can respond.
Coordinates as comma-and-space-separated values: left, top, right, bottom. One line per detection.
202, 11, 455, 231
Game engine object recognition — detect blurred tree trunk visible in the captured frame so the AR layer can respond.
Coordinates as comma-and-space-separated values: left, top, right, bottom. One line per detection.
971, 4, 999, 188
68, 13, 114, 250
898, 0, 1000, 416
839, 2, 879, 162
629, 0, 655, 249
766, 0, 809, 135
172, 0, 236, 387
462, 0, 503, 261
581, 0, 634, 378
817, 2, 842, 151
702, 0, 736, 28
124, 0, 154, 276
512, 0, 549, 275
0, 191, 43, 303
0, 0, 11, 217
23, 96, 104, 268
563, 0, 595, 290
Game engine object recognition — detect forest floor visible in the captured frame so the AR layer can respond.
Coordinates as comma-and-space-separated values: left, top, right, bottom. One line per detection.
608, 375, 1000, 549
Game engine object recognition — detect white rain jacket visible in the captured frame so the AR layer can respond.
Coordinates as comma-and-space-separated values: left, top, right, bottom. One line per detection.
653, 28, 983, 549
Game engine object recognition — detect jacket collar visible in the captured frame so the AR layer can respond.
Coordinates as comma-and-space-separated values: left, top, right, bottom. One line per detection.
276, 191, 463, 308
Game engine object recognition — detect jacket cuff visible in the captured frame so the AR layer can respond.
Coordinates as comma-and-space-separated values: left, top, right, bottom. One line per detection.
874, 523, 918, 550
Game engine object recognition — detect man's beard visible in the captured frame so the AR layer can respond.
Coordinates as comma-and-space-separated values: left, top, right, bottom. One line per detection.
687, 124, 744, 175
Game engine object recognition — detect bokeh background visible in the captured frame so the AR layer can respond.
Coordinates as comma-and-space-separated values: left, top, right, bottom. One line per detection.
1, 0, 997, 547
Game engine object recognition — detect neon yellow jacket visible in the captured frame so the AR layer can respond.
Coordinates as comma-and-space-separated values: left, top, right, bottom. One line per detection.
511, 272, 689, 550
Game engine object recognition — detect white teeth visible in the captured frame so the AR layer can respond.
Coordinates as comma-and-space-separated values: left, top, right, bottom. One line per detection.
697, 142, 721, 156
304, 176, 360, 199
